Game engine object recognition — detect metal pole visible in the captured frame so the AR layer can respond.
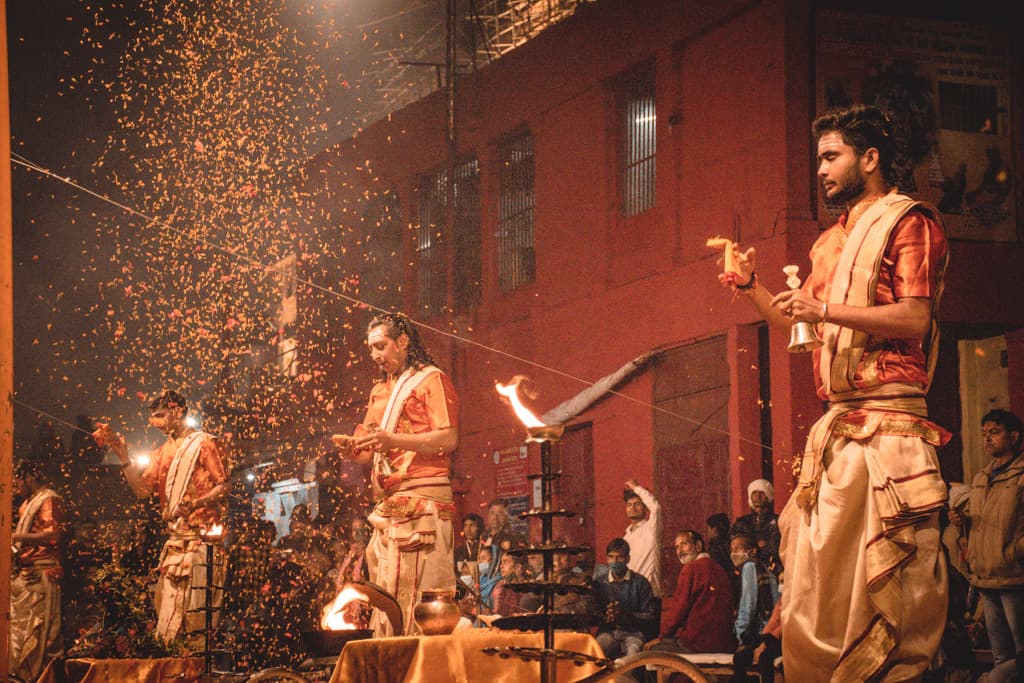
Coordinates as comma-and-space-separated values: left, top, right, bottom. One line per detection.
444, 0, 457, 314
539, 439, 555, 683
205, 540, 214, 678
0, 3, 14, 677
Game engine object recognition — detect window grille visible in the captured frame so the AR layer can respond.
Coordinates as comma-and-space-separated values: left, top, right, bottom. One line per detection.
416, 159, 481, 315
416, 170, 448, 315
360, 192, 403, 311
453, 159, 481, 311
938, 81, 1000, 134
622, 68, 656, 216
498, 132, 536, 291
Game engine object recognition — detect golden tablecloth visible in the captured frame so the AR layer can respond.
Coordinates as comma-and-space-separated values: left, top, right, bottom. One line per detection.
330, 630, 605, 682
37, 656, 205, 682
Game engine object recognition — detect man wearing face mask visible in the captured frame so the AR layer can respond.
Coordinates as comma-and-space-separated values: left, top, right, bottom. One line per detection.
646, 530, 734, 656
592, 538, 657, 671
731, 533, 781, 653
733, 571, 785, 683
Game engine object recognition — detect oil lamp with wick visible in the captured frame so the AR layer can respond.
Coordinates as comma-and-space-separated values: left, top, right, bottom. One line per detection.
489, 380, 602, 683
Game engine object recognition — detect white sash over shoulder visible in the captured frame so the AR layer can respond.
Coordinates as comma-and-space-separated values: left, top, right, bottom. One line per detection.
165, 431, 206, 521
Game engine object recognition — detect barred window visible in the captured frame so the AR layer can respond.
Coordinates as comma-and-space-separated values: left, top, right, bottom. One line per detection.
938, 81, 1000, 134
498, 132, 536, 292
621, 66, 656, 216
359, 191, 403, 312
416, 170, 448, 316
416, 159, 481, 315
452, 159, 481, 311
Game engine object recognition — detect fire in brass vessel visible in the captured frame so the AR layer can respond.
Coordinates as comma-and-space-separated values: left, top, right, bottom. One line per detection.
413, 589, 461, 635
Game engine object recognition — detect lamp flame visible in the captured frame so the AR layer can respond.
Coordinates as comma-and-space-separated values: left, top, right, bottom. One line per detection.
495, 379, 546, 428
321, 585, 371, 630
203, 524, 224, 540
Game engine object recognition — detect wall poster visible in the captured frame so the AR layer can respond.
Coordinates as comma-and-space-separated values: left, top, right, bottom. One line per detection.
816, 10, 1015, 242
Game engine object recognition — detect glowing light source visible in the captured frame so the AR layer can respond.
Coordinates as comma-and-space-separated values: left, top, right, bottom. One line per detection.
322, 585, 371, 630
495, 378, 545, 428
185, 415, 200, 429
132, 451, 151, 468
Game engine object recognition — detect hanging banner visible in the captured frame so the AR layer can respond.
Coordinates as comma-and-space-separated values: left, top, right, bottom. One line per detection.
816, 10, 1015, 242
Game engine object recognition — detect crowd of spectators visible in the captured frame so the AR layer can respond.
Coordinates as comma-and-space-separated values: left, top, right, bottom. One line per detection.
15, 407, 1022, 681
450, 439, 1021, 683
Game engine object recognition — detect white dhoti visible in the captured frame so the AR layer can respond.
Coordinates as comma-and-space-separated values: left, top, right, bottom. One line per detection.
781, 430, 947, 682
368, 493, 456, 636
10, 565, 62, 682
154, 535, 227, 642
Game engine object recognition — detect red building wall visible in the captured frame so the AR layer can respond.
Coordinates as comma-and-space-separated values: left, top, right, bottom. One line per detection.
298, 0, 1024, 567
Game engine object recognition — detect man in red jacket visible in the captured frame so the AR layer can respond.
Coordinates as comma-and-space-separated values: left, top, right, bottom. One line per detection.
646, 530, 735, 654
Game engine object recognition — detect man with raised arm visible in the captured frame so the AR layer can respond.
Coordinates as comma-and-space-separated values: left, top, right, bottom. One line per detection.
623, 479, 663, 601
719, 104, 950, 680
98, 389, 229, 645
333, 312, 459, 635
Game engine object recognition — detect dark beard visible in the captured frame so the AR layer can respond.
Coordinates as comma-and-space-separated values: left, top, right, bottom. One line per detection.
828, 169, 867, 205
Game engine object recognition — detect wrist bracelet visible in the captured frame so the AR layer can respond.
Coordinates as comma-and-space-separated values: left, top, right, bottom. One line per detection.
820, 301, 829, 323
735, 272, 757, 290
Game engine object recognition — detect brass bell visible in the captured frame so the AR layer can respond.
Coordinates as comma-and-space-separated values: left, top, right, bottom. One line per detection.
788, 321, 823, 353
782, 264, 823, 353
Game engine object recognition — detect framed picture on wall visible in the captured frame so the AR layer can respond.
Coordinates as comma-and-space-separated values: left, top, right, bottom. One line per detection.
815, 9, 1016, 242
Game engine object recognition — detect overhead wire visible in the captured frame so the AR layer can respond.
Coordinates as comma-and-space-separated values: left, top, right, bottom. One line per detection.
10, 151, 780, 457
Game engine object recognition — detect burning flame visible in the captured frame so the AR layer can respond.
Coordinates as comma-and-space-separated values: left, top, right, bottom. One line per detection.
321, 585, 370, 631
495, 378, 545, 428
203, 524, 224, 539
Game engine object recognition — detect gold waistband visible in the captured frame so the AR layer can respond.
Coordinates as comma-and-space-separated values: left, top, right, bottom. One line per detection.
832, 416, 944, 444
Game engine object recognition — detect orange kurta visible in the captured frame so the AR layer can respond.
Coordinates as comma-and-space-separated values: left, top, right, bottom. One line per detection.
357, 367, 459, 636
357, 370, 459, 493
804, 211, 946, 399
142, 434, 227, 527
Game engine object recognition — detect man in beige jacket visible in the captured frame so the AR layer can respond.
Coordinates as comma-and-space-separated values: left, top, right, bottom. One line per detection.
951, 408, 1024, 680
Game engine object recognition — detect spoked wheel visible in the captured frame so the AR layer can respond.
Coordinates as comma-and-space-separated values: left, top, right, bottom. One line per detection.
244, 668, 309, 682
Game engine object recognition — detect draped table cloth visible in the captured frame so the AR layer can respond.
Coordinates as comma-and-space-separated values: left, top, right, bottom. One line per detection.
330, 629, 605, 682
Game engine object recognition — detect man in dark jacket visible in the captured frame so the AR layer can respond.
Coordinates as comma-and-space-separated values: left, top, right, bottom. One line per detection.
592, 538, 657, 670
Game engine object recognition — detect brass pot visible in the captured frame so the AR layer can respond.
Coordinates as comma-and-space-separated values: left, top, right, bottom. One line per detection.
413, 589, 461, 636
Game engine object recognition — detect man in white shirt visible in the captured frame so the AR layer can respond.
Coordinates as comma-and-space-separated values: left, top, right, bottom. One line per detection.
622, 479, 662, 600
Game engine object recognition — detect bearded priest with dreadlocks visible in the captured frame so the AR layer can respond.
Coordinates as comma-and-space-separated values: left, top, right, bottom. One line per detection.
333, 312, 460, 636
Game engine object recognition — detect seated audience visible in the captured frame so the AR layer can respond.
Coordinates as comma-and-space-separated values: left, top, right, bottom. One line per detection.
592, 538, 656, 673
731, 479, 781, 571
706, 512, 733, 576
647, 530, 734, 655
454, 512, 485, 567
733, 578, 783, 683
552, 546, 595, 616
489, 552, 527, 617
477, 546, 501, 609
731, 533, 780, 647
